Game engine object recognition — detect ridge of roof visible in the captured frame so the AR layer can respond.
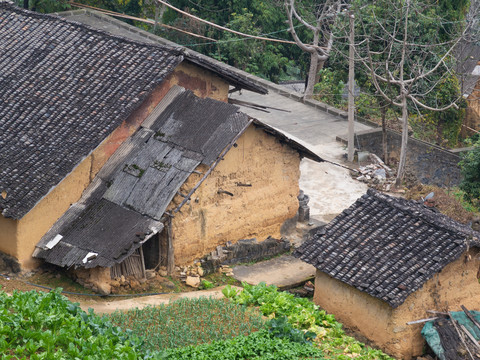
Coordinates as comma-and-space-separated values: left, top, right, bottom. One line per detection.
295, 189, 480, 308
57, 8, 268, 95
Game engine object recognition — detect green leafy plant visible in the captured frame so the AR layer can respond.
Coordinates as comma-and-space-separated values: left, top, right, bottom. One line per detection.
200, 279, 214, 289
267, 316, 316, 344
226, 282, 394, 359
155, 328, 324, 360
0, 288, 142, 359
221, 284, 238, 299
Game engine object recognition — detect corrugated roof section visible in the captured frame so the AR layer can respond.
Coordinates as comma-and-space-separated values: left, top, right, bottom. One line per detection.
294, 189, 480, 308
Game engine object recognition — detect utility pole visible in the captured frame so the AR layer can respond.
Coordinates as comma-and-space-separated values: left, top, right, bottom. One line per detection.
347, 11, 355, 162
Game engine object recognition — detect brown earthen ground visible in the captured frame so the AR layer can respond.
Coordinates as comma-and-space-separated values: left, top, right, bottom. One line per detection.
405, 184, 479, 224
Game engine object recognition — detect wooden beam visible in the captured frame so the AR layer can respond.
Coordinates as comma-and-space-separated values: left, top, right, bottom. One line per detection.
166, 216, 175, 275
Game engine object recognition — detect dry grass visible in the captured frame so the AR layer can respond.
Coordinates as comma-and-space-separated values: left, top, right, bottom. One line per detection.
405, 184, 479, 224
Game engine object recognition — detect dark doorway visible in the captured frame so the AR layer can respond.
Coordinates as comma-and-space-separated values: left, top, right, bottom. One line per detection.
142, 230, 168, 269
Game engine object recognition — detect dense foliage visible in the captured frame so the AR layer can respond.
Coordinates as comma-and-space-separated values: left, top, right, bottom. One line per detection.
108, 297, 265, 352
459, 140, 480, 205
223, 282, 394, 359
0, 289, 143, 359
156, 328, 324, 360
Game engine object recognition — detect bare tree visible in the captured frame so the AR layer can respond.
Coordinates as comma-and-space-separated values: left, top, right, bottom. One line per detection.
285, 0, 345, 99
352, 0, 479, 185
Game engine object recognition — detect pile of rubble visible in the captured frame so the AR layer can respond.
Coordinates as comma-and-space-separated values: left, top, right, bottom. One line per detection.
179, 262, 234, 288
351, 154, 396, 191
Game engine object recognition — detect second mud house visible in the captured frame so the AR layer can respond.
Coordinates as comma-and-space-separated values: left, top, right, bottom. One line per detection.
295, 189, 480, 359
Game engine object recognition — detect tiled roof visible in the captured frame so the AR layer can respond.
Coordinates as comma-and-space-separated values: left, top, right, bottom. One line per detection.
0, 2, 183, 219
294, 189, 480, 308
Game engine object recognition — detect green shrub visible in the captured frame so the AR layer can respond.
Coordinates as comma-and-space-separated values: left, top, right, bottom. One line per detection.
459, 140, 480, 205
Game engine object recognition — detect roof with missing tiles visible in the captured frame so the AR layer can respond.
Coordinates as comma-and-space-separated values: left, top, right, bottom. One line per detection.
0, 2, 183, 219
294, 189, 480, 308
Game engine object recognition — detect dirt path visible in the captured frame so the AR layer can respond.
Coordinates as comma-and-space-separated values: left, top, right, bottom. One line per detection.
76, 285, 241, 314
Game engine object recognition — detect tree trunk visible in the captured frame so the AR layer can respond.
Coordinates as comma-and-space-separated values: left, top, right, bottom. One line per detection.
314, 59, 326, 84
395, 94, 409, 186
23, 0, 29, 9
304, 29, 320, 99
304, 52, 318, 99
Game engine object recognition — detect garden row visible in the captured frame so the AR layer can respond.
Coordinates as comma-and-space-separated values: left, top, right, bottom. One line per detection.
0, 284, 393, 359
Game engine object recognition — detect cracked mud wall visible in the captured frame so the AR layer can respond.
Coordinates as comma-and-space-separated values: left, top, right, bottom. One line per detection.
169, 125, 301, 265
313, 249, 480, 359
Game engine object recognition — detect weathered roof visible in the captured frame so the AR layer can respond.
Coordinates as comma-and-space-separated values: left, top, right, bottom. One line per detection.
294, 189, 480, 308
57, 8, 268, 95
0, 2, 183, 219
34, 86, 251, 268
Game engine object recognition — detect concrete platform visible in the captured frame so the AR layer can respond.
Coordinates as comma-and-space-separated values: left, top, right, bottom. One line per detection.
232, 255, 315, 289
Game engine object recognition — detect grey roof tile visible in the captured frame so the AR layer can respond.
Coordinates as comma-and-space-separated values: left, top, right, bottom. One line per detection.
0, 3, 183, 219
294, 189, 480, 308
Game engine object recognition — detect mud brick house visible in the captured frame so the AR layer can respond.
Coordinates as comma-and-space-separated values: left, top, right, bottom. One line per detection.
0, 3, 321, 282
295, 189, 480, 359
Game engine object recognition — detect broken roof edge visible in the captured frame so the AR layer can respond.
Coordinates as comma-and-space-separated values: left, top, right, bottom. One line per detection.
251, 119, 323, 163
56, 8, 268, 95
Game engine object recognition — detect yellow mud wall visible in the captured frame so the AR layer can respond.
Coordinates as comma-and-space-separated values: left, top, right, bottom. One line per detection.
313, 249, 480, 359
159, 62, 229, 102
0, 215, 18, 260
313, 271, 394, 353
169, 125, 301, 265
390, 248, 480, 359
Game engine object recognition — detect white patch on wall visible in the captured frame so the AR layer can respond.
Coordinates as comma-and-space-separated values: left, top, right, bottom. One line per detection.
472, 65, 480, 76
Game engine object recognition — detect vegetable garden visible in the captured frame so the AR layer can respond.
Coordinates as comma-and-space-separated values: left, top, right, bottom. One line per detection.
0, 283, 393, 359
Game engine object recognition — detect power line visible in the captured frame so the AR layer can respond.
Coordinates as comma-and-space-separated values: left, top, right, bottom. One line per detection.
155, 0, 326, 48
180, 24, 304, 47
69, 2, 217, 41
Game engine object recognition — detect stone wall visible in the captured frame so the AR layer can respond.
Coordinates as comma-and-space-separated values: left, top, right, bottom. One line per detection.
169, 125, 301, 266
314, 248, 480, 359
351, 128, 463, 187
